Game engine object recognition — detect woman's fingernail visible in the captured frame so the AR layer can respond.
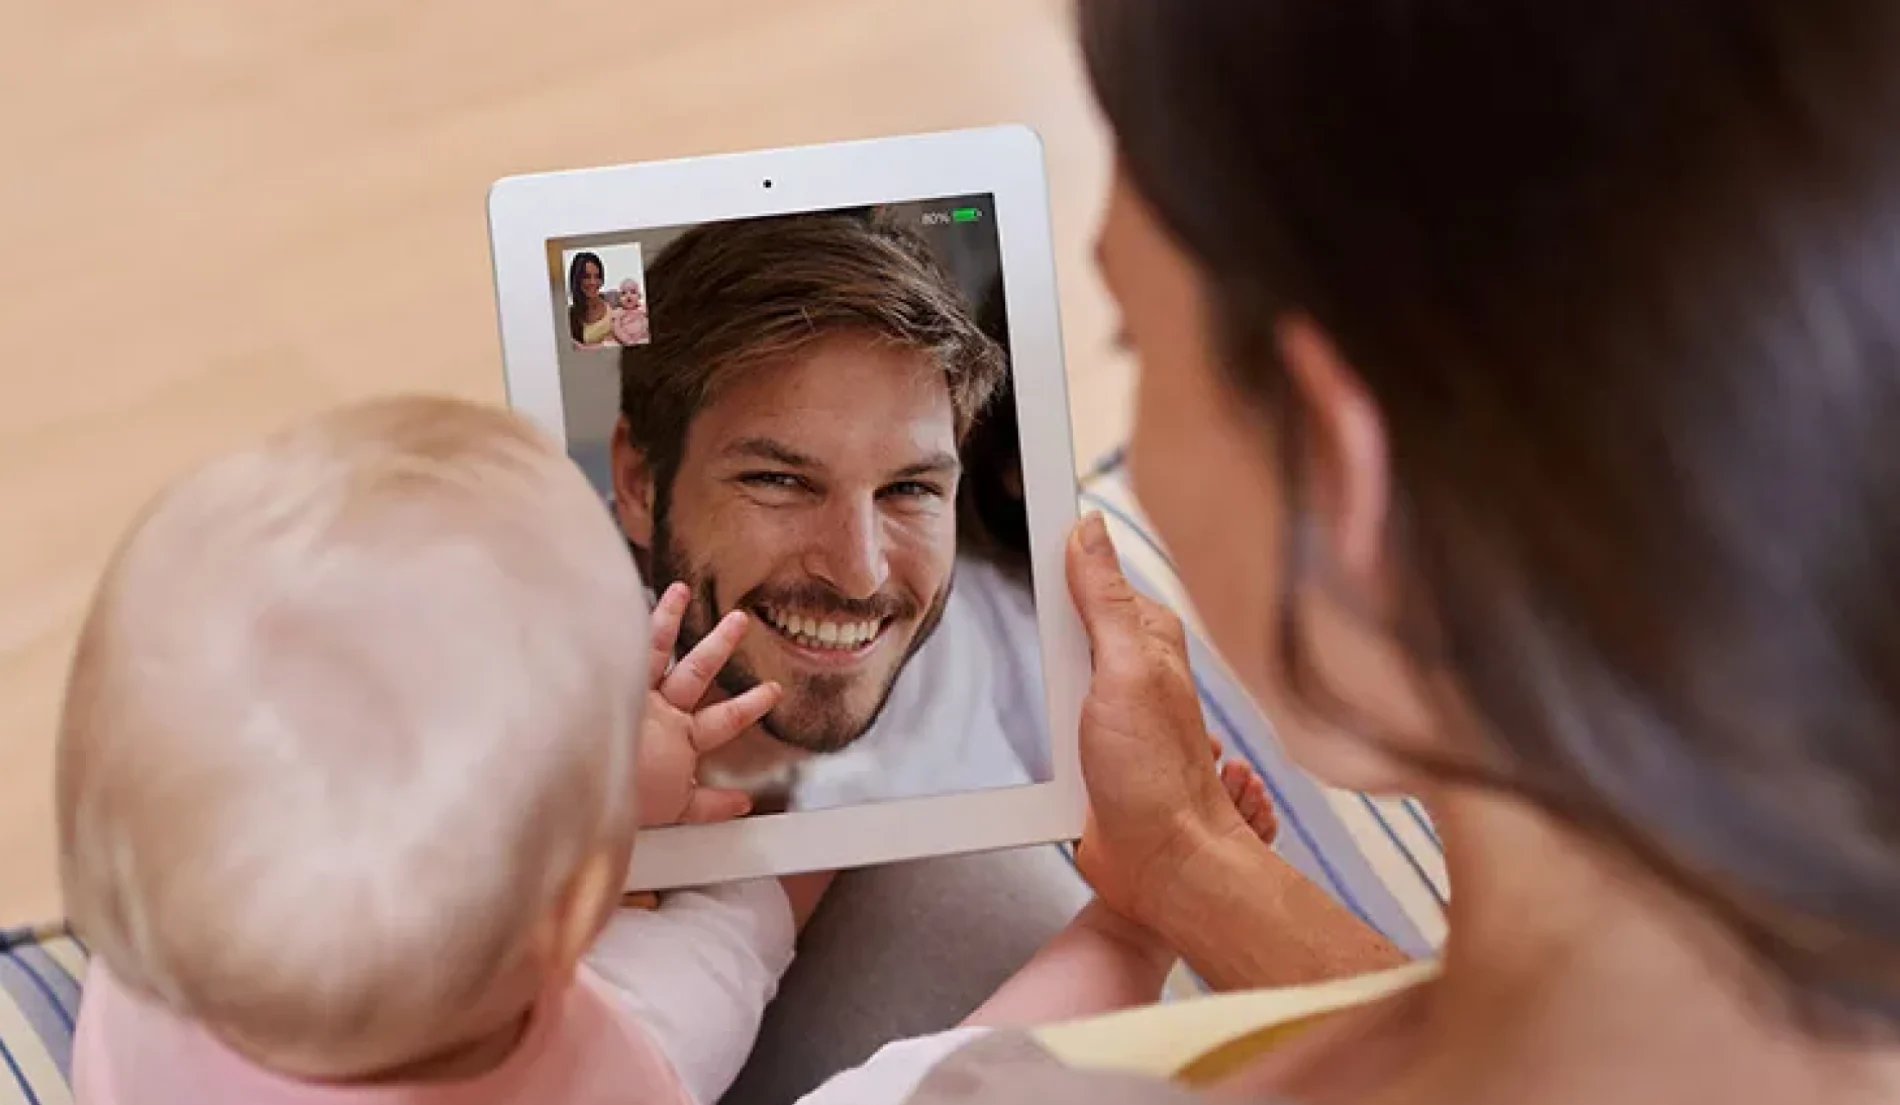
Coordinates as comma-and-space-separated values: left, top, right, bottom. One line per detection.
1080, 512, 1114, 555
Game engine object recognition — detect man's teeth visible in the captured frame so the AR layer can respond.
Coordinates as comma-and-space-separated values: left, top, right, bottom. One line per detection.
764, 609, 881, 650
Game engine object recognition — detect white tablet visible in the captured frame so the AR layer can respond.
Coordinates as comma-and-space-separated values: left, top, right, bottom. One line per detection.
487, 126, 1087, 890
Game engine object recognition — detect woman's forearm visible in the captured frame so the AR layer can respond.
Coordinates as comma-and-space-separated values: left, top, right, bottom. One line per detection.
1149, 830, 1409, 992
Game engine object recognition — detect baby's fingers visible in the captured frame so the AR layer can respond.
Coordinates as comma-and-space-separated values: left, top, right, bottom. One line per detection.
662, 609, 749, 707
648, 583, 691, 690
1221, 760, 1279, 846
693, 682, 783, 755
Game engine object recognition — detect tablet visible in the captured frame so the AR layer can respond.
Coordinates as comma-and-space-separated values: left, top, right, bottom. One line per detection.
487, 126, 1087, 890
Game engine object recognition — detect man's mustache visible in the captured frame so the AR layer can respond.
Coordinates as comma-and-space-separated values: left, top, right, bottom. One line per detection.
738, 580, 918, 622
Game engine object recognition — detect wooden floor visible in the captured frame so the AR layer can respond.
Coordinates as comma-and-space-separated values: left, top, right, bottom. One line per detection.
0, 0, 1130, 926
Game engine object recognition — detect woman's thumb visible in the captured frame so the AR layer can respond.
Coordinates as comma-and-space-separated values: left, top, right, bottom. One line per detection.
1067, 513, 1142, 645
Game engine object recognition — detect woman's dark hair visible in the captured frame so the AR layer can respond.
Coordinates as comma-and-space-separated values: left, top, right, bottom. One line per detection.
1082, 0, 1900, 1032
567, 252, 604, 344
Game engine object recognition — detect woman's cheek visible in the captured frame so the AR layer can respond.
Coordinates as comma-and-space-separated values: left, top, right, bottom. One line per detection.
1131, 402, 1287, 699
1119, 262, 1287, 674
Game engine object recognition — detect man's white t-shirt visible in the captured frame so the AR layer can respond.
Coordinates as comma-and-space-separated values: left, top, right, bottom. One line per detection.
790, 555, 1049, 811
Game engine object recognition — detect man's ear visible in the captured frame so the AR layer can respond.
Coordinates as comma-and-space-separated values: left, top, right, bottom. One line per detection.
611, 416, 657, 549
1276, 318, 1389, 591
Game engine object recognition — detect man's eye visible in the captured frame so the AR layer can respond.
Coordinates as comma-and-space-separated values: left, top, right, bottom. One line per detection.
739, 472, 806, 492
883, 481, 945, 501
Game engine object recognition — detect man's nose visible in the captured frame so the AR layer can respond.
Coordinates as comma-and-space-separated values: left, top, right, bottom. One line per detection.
804, 496, 890, 600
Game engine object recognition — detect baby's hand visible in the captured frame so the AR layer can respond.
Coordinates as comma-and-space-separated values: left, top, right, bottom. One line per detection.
638, 582, 782, 828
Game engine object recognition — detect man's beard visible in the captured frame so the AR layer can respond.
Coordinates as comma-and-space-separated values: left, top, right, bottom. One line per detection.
646, 512, 952, 754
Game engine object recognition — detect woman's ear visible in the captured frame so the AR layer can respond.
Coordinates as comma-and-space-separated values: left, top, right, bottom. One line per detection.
611, 417, 657, 549
1276, 318, 1390, 590
1272, 318, 1442, 793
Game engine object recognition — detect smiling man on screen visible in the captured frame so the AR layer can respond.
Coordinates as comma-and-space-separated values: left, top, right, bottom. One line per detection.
611, 212, 1048, 812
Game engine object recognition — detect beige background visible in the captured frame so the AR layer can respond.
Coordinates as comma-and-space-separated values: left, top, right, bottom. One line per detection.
0, 1, 1131, 925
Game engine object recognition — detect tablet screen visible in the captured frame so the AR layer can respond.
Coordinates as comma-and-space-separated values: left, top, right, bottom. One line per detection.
544, 195, 1051, 816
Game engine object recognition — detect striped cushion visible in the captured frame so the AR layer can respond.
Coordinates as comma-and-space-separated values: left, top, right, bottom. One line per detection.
0, 925, 84, 1105
0, 454, 1447, 1101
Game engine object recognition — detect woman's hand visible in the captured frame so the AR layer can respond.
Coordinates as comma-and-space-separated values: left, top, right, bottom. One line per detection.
1067, 513, 1260, 928
638, 582, 782, 828
1067, 514, 1407, 987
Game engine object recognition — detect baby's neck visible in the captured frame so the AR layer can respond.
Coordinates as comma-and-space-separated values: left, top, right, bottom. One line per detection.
356, 1008, 533, 1085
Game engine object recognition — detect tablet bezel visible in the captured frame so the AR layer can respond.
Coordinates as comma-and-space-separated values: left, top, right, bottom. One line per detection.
487, 125, 1087, 890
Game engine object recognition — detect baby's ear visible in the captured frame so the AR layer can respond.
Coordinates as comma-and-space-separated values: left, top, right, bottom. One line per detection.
533, 849, 622, 975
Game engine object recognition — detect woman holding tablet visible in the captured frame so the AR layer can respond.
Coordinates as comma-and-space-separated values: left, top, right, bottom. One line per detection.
806, 1, 1900, 1103
567, 251, 616, 347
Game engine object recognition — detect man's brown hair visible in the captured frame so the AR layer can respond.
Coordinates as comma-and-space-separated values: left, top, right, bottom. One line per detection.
617, 211, 1006, 507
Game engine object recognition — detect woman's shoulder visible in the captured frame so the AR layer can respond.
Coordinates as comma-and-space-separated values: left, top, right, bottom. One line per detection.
798, 964, 1436, 1105
907, 1031, 1214, 1105
797, 1029, 1209, 1105
1031, 961, 1438, 1086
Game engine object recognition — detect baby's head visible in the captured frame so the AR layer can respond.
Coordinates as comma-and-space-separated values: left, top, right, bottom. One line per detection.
57, 396, 647, 1079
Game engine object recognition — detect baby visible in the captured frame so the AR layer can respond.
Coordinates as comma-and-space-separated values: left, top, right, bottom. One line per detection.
56, 396, 819, 1104
55, 393, 1281, 1104
611, 280, 650, 346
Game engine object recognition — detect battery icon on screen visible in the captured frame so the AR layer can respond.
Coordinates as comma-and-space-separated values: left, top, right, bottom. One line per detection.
952, 207, 983, 223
